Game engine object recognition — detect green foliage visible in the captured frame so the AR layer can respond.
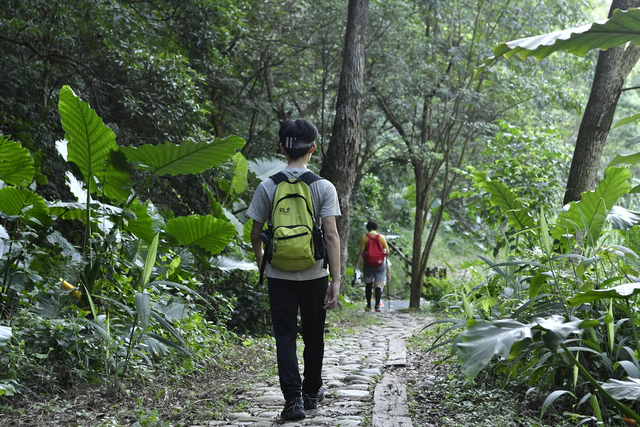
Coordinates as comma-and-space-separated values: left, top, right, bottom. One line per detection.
209, 269, 271, 336
438, 162, 640, 424
0, 86, 256, 392
423, 277, 455, 304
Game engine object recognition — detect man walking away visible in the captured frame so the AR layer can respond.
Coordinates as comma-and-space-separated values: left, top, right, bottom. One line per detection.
247, 118, 341, 421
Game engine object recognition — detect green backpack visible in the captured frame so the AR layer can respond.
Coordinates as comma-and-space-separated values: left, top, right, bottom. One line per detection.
262, 171, 326, 273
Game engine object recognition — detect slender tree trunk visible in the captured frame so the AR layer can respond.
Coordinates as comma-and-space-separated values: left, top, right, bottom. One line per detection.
563, 0, 640, 204
320, 0, 369, 290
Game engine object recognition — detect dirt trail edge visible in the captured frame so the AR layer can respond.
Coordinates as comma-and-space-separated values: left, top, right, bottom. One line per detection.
196, 310, 431, 427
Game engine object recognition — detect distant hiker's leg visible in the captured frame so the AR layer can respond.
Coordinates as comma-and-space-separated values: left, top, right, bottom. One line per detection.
375, 285, 382, 310
268, 277, 302, 400
365, 282, 373, 308
298, 276, 328, 394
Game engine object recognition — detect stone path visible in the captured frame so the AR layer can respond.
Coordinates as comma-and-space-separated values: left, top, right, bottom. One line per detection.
199, 310, 430, 427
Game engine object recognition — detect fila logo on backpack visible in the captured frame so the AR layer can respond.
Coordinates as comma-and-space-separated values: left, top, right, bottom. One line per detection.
263, 171, 326, 272
364, 234, 386, 266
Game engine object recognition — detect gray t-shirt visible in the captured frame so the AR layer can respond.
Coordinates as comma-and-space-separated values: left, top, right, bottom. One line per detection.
247, 166, 341, 281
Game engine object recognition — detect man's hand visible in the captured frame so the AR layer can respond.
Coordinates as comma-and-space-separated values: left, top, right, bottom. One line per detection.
323, 280, 340, 310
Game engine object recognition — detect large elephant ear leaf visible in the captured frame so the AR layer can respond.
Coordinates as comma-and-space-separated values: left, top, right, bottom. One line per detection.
551, 167, 629, 243
58, 85, 131, 203
0, 187, 50, 227
454, 319, 532, 379
0, 137, 34, 187
121, 134, 244, 176
478, 8, 640, 74
166, 215, 236, 255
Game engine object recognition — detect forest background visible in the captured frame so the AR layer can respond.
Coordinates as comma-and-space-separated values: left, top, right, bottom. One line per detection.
4, 0, 640, 425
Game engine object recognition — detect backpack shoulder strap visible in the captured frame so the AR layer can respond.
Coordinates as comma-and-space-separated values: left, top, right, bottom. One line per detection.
299, 171, 323, 185
269, 172, 288, 185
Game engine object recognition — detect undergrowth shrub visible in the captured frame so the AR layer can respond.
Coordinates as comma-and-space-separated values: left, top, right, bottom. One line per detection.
205, 269, 271, 336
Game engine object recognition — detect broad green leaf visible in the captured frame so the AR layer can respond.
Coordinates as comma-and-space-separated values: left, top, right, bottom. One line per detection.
569, 283, 640, 306
601, 378, 640, 400
529, 272, 549, 299
616, 360, 640, 379
120, 134, 244, 176
231, 152, 249, 194
123, 199, 157, 244
0, 187, 50, 227
58, 86, 131, 202
551, 167, 630, 243
609, 151, 640, 167
0, 136, 34, 187
474, 174, 534, 230
533, 316, 582, 353
478, 8, 640, 74
614, 113, 640, 130
166, 215, 236, 255
454, 319, 532, 379
0, 325, 12, 347
135, 292, 151, 334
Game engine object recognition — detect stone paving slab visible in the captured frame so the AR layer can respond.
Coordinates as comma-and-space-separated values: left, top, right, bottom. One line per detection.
199, 310, 430, 426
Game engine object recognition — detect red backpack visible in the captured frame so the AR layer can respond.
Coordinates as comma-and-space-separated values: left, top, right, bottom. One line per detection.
364, 234, 386, 266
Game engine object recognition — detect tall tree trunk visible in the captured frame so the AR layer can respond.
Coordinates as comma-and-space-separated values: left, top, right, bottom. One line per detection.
563, 0, 640, 204
320, 0, 369, 290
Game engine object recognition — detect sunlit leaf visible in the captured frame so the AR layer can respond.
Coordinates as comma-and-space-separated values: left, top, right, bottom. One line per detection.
247, 157, 287, 181
569, 283, 640, 306
0, 325, 12, 347
607, 206, 640, 230
58, 85, 131, 202
478, 8, 640, 74
602, 378, 640, 401
231, 152, 249, 194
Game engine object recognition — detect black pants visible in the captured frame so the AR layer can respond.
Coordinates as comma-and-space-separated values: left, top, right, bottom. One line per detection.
268, 275, 328, 400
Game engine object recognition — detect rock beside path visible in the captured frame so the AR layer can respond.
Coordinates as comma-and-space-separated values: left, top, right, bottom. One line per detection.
196, 310, 430, 426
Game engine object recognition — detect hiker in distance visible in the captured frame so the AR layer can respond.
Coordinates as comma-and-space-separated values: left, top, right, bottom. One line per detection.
354, 220, 389, 312
247, 118, 341, 422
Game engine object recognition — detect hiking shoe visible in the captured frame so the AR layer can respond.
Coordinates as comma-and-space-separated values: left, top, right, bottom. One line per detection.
303, 387, 325, 410
281, 396, 305, 421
